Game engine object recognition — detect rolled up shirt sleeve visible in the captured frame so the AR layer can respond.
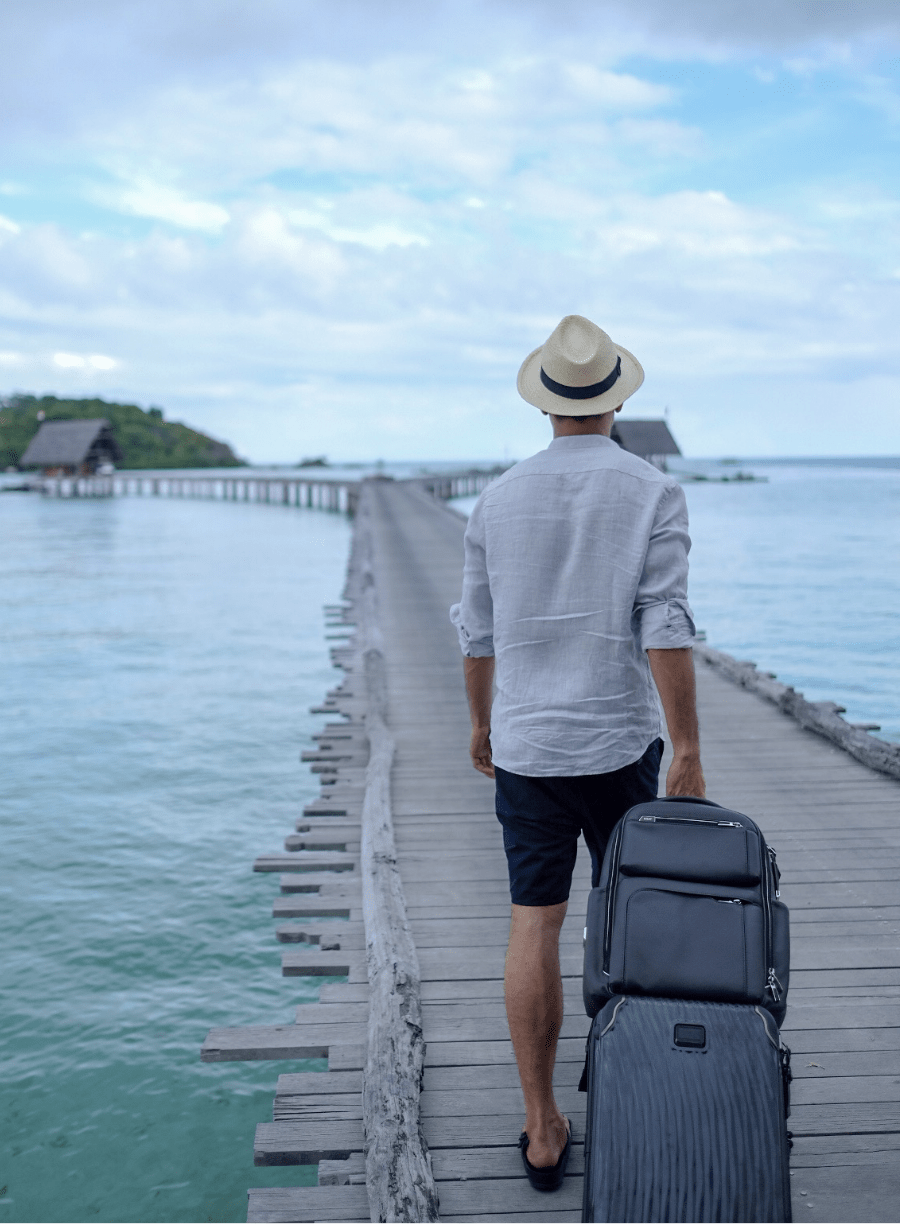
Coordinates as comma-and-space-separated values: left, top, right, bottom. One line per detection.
634, 483, 696, 650
449, 498, 495, 657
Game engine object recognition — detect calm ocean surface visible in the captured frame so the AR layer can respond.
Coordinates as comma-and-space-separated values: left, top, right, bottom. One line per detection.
1, 493, 351, 1224
1, 457, 898, 1222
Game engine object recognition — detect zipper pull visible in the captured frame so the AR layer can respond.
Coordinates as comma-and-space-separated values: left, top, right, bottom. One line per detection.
767, 969, 783, 1002
637, 814, 657, 822
716, 898, 742, 905
717, 820, 743, 827
768, 846, 782, 897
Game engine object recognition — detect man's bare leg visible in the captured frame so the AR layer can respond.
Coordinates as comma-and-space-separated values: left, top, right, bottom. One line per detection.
505, 901, 570, 1167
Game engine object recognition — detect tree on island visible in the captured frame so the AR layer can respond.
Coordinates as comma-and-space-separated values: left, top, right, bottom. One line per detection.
0, 395, 244, 470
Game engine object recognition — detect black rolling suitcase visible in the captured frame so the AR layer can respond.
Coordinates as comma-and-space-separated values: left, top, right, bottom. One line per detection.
581, 996, 793, 1223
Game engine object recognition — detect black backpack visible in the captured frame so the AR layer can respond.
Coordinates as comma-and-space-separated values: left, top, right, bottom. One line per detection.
583, 796, 790, 1026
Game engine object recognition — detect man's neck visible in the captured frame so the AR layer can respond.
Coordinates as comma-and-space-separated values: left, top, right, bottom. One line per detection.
549, 410, 617, 439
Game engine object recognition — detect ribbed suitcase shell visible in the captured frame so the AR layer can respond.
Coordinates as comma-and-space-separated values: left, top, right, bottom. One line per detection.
582, 996, 792, 1223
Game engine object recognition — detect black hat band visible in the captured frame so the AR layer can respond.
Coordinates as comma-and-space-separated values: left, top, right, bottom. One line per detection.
540, 354, 621, 400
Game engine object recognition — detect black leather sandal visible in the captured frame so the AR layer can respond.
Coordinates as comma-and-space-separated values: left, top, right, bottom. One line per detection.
518, 1120, 572, 1192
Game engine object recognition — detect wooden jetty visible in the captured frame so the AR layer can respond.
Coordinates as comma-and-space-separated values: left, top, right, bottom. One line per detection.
35, 468, 499, 513
202, 477, 900, 1224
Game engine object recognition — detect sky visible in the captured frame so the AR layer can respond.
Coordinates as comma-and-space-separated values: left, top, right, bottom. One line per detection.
1, 1, 899, 462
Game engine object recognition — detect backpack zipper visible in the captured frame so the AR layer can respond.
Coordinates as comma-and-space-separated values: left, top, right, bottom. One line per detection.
765, 846, 783, 1001
768, 845, 782, 898
601, 821, 626, 977
637, 814, 743, 827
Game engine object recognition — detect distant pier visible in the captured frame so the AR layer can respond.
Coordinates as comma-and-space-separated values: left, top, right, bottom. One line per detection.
202, 477, 900, 1224
34, 468, 500, 514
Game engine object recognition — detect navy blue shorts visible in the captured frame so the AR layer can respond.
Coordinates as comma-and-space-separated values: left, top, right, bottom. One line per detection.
494, 739, 663, 907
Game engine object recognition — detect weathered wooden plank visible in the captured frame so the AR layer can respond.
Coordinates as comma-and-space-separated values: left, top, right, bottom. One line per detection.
792, 1073, 900, 1105
792, 1049, 900, 1077
783, 1002, 900, 1029
275, 923, 365, 948
780, 1027, 900, 1054
256, 1114, 582, 1161
248, 1183, 579, 1224
254, 1119, 364, 1164
272, 1083, 583, 1122
272, 899, 357, 919
276, 1070, 361, 1095
246, 1185, 369, 1222
255, 853, 356, 873
328, 1045, 365, 1071
787, 1164, 900, 1223
278, 873, 359, 893
201, 1023, 364, 1062
291, 1007, 590, 1045
281, 954, 356, 976
273, 1097, 363, 1122
318, 1153, 366, 1185
294, 817, 360, 834
791, 1132, 900, 1161
440, 1212, 579, 1222
326, 964, 900, 999
284, 834, 356, 852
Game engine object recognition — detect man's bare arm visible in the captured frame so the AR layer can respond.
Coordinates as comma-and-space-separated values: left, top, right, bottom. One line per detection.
463, 655, 495, 778
647, 647, 706, 798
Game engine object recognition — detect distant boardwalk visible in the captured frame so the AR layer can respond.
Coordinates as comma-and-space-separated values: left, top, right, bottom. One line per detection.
203, 479, 900, 1224
35, 467, 499, 513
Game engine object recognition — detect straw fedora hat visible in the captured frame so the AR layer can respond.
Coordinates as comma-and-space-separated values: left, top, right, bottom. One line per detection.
517, 314, 644, 416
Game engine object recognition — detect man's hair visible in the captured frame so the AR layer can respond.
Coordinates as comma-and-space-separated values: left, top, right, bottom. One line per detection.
554, 415, 591, 423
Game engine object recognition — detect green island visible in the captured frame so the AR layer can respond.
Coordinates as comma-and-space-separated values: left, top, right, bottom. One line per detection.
0, 394, 243, 470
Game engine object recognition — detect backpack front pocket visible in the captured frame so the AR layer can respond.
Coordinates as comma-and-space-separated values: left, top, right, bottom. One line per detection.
619, 819, 762, 886
610, 887, 766, 1003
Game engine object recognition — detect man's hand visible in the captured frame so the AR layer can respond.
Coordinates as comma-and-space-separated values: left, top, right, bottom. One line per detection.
463, 655, 496, 778
470, 725, 495, 778
665, 750, 706, 798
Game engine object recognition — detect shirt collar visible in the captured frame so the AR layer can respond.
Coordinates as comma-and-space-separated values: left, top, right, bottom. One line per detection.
547, 434, 617, 451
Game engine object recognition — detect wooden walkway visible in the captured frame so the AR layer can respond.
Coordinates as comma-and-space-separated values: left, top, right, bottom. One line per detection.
204, 479, 900, 1223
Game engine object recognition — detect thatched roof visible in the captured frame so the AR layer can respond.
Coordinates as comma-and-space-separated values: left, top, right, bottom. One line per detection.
20, 419, 123, 469
611, 419, 681, 458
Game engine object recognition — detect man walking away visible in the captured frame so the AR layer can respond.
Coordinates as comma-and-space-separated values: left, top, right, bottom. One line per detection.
449, 315, 705, 1193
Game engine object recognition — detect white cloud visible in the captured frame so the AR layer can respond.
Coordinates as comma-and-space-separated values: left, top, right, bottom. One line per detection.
51, 352, 117, 370
288, 209, 429, 250
0, 213, 20, 234
93, 177, 230, 232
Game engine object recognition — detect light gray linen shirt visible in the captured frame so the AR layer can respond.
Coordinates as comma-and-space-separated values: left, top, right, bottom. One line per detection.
449, 434, 695, 777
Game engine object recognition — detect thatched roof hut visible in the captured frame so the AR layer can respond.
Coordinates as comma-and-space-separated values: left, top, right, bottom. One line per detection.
20, 419, 123, 475
611, 419, 681, 470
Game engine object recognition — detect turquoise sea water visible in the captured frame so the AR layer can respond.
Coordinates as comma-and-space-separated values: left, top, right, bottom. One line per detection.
2, 457, 898, 1224
676, 459, 900, 744
1, 494, 351, 1223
